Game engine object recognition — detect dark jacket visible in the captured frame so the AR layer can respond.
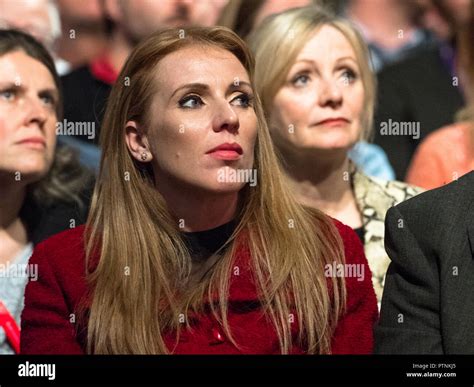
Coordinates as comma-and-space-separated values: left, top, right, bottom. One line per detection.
61, 66, 112, 145
373, 46, 465, 180
20, 172, 94, 246
375, 171, 474, 354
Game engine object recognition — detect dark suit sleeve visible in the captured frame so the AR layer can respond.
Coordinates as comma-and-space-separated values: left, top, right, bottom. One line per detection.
374, 206, 443, 354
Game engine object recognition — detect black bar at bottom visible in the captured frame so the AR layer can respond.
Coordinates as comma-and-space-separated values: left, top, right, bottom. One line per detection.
0, 355, 472, 385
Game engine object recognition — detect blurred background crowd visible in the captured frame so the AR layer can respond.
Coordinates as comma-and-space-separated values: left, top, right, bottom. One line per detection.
0, 0, 473, 354
1, 0, 471, 181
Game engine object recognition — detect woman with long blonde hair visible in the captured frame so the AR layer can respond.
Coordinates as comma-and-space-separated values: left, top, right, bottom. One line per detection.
248, 6, 422, 306
20, 26, 377, 355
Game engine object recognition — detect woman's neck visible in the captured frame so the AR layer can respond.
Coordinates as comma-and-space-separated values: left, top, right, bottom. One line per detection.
283, 149, 362, 228
0, 179, 28, 264
0, 178, 26, 229
156, 180, 239, 232
106, 27, 135, 75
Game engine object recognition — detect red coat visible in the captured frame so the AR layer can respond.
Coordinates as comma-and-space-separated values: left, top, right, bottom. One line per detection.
20, 219, 378, 354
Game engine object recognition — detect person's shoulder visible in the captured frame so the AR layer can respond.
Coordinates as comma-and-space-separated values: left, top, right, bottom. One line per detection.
331, 218, 365, 265
60, 65, 94, 85
31, 225, 87, 273
398, 171, 474, 211
372, 175, 423, 197
61, 65, 110, 93
354, 170, 424, 204
421, 122, 471, 149
38, 223, 86, 245
378, 46, 439, 78
389, 172, 474, 235
331, 217, 354, 240
329, 218, 376, 307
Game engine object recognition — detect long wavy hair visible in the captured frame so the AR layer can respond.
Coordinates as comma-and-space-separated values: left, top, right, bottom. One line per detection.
84, 26, 346, 354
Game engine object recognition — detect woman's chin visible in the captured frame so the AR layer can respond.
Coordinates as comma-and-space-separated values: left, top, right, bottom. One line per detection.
6, 162, 50, 183
208, 181, 248, 195
299, 140, 354, 154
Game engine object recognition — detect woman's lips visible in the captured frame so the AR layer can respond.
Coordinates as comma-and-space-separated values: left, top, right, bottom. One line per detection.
315, 118, 350, 127
207, 150, 242, 160
206, 142, 243, 160
16, 138, 46, 149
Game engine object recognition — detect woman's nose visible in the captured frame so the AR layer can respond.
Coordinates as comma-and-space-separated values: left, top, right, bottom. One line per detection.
318, 78, 343, 108
22, 96, 48, 130
212, 101, 240, 133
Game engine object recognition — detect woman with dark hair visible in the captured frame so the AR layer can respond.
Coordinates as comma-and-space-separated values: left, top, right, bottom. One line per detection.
0, 29, 91, 354
20, 26, 377, 355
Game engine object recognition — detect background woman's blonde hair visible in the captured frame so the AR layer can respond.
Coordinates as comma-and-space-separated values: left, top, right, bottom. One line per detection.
84, 26, 346, 354
248, 5, 376, 142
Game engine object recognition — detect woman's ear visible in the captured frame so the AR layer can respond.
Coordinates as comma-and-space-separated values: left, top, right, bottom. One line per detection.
124, 120, 153, 163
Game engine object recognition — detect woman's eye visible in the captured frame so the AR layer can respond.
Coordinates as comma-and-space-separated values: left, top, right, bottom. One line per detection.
291, 74, 310, 87
340, 69, 357, 84
0, 89, 15, 101
231, 93, 253, 108
179, 95, 204, 109
40, 93, 55, 106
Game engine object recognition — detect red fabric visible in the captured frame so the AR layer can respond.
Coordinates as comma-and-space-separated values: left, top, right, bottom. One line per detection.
89, 55, 118, 85
20, 219, 378, 354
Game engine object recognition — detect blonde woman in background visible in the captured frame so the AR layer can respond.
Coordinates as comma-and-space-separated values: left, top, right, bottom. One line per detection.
249, 5, 423, 306
20, 27, 377, 355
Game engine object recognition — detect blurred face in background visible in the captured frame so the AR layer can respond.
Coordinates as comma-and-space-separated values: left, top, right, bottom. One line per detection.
115, 0, 228, 44
438, 0, 472, 25
0, 0, 55, 52
126, 45, 257, 194
253, 0, 312, 28
415, 0, 472, 39
57, 0, 104, 23
269, 25, 364, 156
0, 50, 58, 183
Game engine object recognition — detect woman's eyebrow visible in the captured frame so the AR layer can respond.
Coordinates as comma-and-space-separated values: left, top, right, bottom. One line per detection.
39, 87, 59, 96
294, 58, 317, 65
170, 82, 209, 99
0, 81, 23, 90
227, 81, 252, 92
0, 82, 58, 96
335, 56, 357, 64
170, 81, 253, 100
